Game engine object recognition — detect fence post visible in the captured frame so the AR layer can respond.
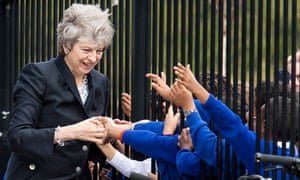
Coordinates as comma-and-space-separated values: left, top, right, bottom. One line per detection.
131, 0, 150, 160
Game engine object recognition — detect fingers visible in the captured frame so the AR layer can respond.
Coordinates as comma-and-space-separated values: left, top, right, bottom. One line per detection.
94, 127, 106, 141
174, 63, 186, 78
150, 82, 160, 92
145, 72, 159, 78
121, 93, 131, 104
170, 81, 180, 94
85, 126, 107, 145
181, 127, 190, 139
167, 104, 173, 115
95, 126, 105, 133
121, 93, 131, 111
161, 72, 166, 82
177, 127, 193, 150
88, 160, 95, 175
177, 134, 182, 147
113, 119, 130, 125
88, 116, 103, 126
174, 111, 181, 125
121, 92, 131, 99
163, 104, 178, 135
147, 172, 158, 179
146, 73, 164, 86
175, 78, 184, 85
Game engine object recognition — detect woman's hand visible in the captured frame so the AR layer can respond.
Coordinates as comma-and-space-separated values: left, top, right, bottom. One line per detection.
55, 116, 107, 145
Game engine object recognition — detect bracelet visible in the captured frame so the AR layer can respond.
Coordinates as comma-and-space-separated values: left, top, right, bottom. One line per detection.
54, 126, 64, 146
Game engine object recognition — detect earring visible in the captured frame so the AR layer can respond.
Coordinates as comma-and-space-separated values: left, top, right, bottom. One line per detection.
65, 50, 69, 55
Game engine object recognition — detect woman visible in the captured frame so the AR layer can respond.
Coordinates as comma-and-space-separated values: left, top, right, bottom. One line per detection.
5, 4, 114, 180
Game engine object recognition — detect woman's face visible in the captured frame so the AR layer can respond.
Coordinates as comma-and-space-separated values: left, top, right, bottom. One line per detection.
64, 40, 105, 77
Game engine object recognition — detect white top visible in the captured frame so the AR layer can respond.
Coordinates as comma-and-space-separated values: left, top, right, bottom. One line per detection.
78, 75, 89, 104
106, 150, 154, 177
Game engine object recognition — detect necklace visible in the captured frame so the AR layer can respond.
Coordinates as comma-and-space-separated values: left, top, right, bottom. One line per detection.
78, 75, 89, 104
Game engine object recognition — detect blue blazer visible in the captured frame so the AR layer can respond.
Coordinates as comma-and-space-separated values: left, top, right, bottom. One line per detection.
5, 55, 110, 180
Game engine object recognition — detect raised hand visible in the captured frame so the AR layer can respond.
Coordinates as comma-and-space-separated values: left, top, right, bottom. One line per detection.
145, 72, 172, 101
163, 104, 180, 135
170, 81, 195, 111
177, 128, 193, 151
121, 92, 132, 119
174, 63, 210, 104
173, 63, 198, 93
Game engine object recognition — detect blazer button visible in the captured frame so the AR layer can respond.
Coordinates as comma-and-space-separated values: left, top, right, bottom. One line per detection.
75, 166, 81, 173
29, 163, 36, 171
82, 145, 88, 151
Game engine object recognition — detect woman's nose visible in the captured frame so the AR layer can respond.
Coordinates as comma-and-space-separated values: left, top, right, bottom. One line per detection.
88, 51, 97, 62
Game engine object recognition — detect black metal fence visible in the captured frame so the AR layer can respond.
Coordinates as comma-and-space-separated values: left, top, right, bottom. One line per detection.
1, 0, 300, 179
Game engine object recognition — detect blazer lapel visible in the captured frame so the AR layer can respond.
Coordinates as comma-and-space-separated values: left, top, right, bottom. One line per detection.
55, 56, 82, 104
84, 74, 95, 111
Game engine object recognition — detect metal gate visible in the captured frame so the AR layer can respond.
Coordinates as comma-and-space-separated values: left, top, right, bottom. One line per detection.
1, 0, 300, 179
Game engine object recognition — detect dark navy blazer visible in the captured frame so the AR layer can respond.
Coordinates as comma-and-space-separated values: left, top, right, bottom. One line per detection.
5, 55, 110, 180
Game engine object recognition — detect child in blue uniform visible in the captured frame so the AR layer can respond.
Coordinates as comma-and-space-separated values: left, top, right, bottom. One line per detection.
171, 63, 299, 179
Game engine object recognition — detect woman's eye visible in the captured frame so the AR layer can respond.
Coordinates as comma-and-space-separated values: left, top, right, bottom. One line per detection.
96, 49, 105, 54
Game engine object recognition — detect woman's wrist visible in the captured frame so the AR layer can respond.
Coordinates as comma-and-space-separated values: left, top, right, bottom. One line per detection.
54, 126, 64, 146
54, 125, 75, 145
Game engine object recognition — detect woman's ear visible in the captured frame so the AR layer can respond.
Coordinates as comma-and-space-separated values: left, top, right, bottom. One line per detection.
63, 45, 70, 55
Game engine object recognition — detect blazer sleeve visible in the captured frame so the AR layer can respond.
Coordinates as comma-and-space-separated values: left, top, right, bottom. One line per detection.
7, 64, 55, 160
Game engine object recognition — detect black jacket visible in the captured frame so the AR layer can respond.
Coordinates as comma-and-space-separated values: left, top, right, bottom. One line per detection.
5, 55, 110, 180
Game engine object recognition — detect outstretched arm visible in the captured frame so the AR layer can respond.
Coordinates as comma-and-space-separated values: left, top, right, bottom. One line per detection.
173, 63, 209, 104
97, 143, 152, 178
173, 63, 256, 174
169, 81, 218, 167
100, 117, 179, 165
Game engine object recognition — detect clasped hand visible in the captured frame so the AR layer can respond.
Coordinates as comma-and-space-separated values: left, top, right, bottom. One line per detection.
75, 116, 129, 145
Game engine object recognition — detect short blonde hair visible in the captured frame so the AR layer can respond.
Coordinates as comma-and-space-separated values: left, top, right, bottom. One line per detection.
57, 4, 115, 55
